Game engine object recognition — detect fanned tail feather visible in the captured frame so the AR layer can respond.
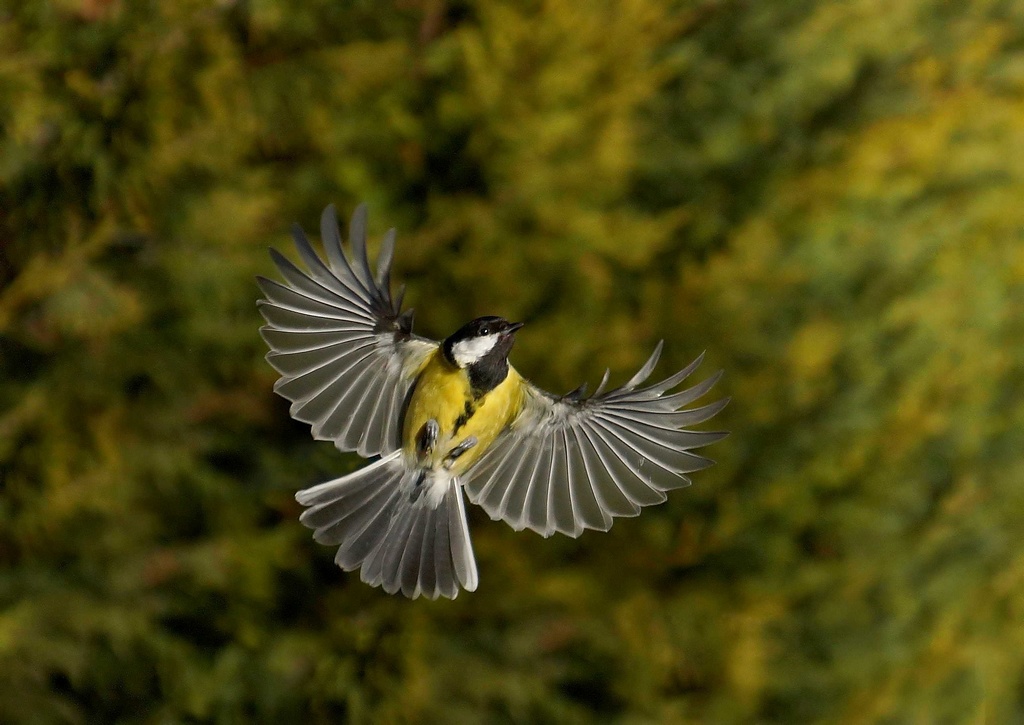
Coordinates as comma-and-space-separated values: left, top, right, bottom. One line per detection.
295, 451, 479, 599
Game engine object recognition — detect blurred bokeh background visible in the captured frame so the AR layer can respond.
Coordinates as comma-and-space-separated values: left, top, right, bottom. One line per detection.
2, 0, 1024, 722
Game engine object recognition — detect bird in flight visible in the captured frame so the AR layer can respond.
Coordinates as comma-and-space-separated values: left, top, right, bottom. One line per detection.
258, 204, 728, 599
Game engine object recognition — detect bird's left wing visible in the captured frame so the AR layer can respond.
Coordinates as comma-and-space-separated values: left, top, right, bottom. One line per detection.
257, 204, 436, 457
461, 344, 728, 537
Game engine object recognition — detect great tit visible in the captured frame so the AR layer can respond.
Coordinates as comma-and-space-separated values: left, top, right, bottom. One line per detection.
258, 204, 728, 599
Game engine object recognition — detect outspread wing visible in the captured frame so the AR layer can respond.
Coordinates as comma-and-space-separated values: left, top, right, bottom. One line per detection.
461, 344, 728, 538
257, 203, 436, 457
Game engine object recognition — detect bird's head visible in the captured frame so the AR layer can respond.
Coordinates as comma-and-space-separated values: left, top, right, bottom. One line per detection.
443, 316, 524, 369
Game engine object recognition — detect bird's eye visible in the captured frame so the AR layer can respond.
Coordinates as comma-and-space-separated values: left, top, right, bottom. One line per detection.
480, 326, 490, 335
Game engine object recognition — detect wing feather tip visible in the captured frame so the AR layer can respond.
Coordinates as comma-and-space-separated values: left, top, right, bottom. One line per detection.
624, 340, 665, 390
701, 369, 725, 392
689, 395, 730, 419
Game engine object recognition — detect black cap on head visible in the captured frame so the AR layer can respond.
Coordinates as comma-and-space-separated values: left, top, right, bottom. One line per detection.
443, 316, 524, 369
447, 316, 523, 342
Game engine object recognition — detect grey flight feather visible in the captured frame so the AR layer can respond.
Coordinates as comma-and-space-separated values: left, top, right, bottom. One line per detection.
461, 347, 729, 539
296, 451, 478, 600
257, 204, 436, 458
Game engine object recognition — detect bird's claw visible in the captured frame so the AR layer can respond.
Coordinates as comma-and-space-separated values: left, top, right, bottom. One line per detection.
444, 436, 478, 468
417, 419, 440, 459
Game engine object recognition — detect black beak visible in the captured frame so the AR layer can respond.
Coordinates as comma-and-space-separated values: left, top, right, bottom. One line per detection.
505, 321, 525, 334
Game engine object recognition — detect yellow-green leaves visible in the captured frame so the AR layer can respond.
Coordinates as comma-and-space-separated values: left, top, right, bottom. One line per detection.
2, 0, 1024, 722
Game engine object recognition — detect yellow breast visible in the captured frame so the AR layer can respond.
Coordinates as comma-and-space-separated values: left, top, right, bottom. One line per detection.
402, 350, 524, 474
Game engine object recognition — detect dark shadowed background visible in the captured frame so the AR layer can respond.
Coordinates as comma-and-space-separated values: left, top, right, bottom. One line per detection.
2, 1, 1024, 722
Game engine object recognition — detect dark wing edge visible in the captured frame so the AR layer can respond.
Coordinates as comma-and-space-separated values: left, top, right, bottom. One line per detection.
257, 203, 436, 457
461, 343, 729, 538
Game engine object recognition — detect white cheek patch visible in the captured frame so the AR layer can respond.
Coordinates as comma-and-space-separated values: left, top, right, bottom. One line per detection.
451, 333, 500, 367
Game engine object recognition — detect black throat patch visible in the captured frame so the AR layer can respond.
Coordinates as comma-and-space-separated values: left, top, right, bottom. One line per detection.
468, 357, 508, 399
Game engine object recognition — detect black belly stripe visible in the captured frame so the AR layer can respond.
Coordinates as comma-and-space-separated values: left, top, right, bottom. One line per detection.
453, 400, 476, 434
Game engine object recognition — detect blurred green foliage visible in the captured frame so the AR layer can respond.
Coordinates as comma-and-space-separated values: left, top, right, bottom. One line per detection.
2, 0, 1024, 722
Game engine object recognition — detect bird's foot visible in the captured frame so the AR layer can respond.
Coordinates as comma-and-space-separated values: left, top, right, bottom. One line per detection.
416, 419, 440, 459
443, 436, 478, 468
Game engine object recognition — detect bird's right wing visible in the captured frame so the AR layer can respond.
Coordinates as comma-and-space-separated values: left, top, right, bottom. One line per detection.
257, 204, 436, 457
461, 345, 728, 538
